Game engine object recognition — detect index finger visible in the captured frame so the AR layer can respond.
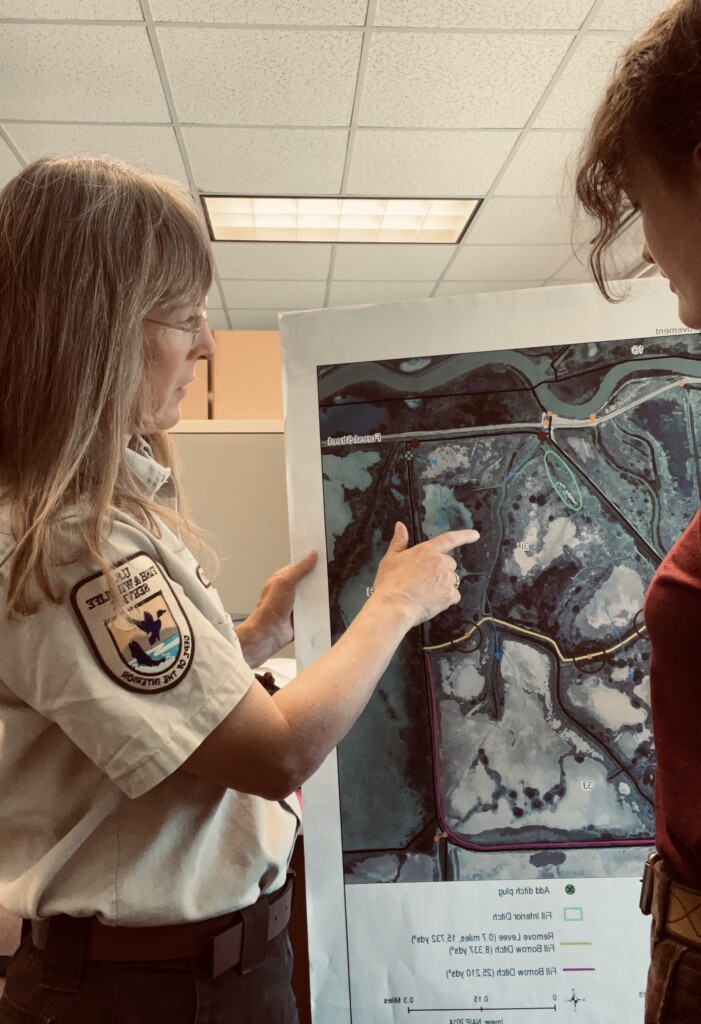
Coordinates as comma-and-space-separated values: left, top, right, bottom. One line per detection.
280, 550, 319, 585
427, 529, 481, 553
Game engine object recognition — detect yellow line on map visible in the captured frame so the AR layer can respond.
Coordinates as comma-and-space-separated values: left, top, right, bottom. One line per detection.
423, 616, 647, 661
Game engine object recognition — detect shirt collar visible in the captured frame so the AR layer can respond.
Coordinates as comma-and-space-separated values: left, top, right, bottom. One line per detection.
124, 437, 175, 505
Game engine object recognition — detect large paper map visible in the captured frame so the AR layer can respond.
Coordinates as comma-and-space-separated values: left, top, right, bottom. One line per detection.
281, 281, 699, 1023
320, 335, 701, 888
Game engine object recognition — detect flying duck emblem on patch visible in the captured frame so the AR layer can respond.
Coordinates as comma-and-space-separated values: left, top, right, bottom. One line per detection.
71, 551, 194, 694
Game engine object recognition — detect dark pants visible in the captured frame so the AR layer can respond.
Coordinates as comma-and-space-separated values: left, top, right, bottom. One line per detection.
0, 930, 299, 1024
645, 933, 701, 1022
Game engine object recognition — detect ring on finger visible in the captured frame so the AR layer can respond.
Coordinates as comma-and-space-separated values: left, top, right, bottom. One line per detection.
453, 570, 461, 589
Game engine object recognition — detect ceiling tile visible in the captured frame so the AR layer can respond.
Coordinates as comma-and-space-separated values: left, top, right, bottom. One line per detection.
359, 32, 573, 129
494, 130, 583, 196
592, 0, 669, 31
435, 280, 542, 296
158, 27, 361, 126
464, 197, 577, 246
375, 0, 593, 30
549, 217, 645, 281
347, 129, 518, 196
226, 309, 281, 329
328, 280, 434, 306
534, 33, 631, 130
333, 244, 454, 280
184, 127, 347, 193
206, 309, 230, 329
0, 0, 142, 15
548, 249, 592, 281
446, 243, 575, 280
5, 124, 189, 184
150, 0, 368, 25
0, 25, 169, 122
0, 138, 22, 188
214, 242, 332, 280
221, 279, 326, 309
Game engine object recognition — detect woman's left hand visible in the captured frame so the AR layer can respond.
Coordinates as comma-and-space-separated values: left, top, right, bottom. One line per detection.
235, 551, 318, 667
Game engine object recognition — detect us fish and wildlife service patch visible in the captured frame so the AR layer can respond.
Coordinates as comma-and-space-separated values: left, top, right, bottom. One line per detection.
71, 551, 194, 694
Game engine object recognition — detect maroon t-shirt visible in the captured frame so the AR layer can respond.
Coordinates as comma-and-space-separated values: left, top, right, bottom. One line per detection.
645, 508, 701, 886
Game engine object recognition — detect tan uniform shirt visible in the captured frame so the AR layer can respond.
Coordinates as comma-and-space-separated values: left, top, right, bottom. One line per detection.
0, 440, 299, 925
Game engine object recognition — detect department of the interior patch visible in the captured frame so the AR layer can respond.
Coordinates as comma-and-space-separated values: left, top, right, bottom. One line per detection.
70, 551, 195, 694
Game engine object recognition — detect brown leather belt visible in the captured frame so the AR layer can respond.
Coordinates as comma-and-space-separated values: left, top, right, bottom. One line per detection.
31, 873, 294, 978
641, 852, 701, 947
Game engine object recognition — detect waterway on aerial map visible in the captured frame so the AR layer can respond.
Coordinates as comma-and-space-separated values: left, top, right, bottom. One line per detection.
319, 352, 701, 420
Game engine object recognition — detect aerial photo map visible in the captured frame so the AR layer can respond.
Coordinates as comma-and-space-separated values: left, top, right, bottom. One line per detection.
318, 333, 701, 885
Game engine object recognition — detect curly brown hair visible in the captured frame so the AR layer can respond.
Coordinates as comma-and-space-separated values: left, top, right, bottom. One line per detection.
575, 0, 701, 297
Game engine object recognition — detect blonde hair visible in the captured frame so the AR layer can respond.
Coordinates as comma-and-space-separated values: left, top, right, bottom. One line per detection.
0, 156, 214, 619
575, 0, 701, 297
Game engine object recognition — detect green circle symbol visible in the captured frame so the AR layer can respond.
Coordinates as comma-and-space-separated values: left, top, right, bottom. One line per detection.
543, 451, 583, 511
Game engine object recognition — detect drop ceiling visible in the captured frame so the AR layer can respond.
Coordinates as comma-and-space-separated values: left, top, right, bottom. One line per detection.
0, 0, 664, 330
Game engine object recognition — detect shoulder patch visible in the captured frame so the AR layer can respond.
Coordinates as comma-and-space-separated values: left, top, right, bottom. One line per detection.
70, 551, 194, 695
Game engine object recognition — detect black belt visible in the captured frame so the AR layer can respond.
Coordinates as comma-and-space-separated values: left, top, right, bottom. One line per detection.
31, 872, 294, 979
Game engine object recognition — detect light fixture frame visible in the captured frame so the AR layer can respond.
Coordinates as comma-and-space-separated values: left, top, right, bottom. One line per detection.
200, 195, 482, 245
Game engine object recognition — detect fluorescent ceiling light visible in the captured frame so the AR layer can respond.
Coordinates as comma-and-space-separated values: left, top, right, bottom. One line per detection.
203, 196, 479, 244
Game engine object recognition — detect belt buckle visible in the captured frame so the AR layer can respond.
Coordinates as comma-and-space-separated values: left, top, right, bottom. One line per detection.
640, 851, 662, 916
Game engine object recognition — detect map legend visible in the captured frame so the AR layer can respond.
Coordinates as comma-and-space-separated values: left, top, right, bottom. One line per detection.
345, 877, 648, 1023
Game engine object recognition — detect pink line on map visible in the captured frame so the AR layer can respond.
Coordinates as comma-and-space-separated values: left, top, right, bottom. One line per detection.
424, 653, 652, 853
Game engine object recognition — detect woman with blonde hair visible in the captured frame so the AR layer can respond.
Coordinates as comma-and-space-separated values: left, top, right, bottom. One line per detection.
576, 1, 701, 1018
0, 156, 479, 1023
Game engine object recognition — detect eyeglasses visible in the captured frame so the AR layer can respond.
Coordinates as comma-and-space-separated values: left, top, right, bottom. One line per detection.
143, 310, 209, 347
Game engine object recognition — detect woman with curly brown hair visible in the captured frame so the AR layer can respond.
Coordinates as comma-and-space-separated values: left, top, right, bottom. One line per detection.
0, 156, 479, 1023
576, 2, 701, 1019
